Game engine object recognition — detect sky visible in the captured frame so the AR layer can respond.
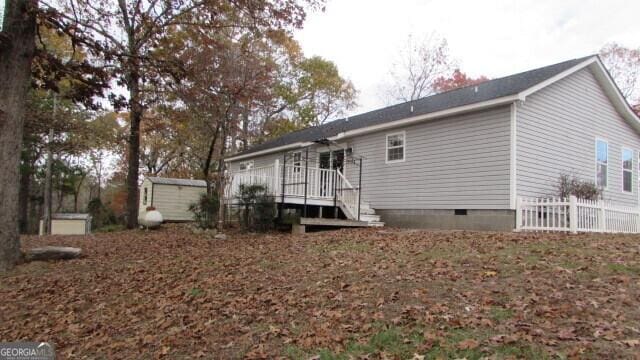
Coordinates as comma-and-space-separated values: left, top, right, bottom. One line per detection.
2, 0, 638, 114
294, 0, 640, 114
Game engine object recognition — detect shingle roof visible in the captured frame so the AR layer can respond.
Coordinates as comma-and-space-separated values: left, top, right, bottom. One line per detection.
147, 177, 207, 187
232, 55, 595, 158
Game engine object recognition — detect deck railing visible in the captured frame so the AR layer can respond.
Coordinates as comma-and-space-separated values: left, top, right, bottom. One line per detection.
226, 160, 361, 220
225, 164, 278, 198
336, 170, 360, 220
516, 196, 640, 233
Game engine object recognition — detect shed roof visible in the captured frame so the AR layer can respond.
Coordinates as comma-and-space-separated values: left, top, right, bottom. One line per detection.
228, 55, 596, 159
52, 213, 91, 220
147, 177, 207, 187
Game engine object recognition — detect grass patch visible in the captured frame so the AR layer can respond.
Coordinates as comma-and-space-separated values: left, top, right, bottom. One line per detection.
493, 343, 550, 359
310, 241, 371, 254
607, 263, 640, 275
489, 306, 514, 322
258, 259, 283, 270
95, 224, 126, 232
188, 287, 204, 297
291, 326, 417, 360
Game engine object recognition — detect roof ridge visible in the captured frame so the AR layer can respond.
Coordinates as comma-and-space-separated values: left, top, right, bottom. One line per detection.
312, 55, 597, 124
227, 54, 598, 159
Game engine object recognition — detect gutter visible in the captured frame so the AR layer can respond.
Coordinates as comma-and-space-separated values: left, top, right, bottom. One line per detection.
225, 96, 519, 162
328, 95, 520, 141
224, 141, 314, 162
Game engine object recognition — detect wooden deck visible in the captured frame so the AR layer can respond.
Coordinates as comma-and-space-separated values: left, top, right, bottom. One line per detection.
225, 161, 362, 220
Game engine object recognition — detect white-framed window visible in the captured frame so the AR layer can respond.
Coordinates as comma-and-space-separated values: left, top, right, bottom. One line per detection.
596, 138, 608, 189
143, 187, 148, 205
239, 160, 254, 171
386, 131, 406, 163
292, 151, 302, 172
622, 147, 633, 193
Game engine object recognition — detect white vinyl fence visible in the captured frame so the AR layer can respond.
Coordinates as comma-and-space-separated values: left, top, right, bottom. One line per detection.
516, 196, 640, 233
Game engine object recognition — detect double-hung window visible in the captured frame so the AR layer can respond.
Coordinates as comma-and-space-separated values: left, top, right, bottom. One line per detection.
622, 148, 633, 193
386, 132, 405, 163
596, 139, 608, 188
239, 161, 254, 171
292, 152, 302, 172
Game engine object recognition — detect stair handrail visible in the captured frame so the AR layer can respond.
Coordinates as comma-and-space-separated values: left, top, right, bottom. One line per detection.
336, 169, 360, 220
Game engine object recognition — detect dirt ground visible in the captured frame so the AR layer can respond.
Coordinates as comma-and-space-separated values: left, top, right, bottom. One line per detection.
1, 225, 639, 359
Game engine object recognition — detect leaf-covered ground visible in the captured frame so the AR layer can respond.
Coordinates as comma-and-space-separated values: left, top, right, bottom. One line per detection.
1, 226, 640, 359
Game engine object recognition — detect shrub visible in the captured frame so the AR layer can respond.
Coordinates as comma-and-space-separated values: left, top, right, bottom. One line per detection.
87, 198, 117, 229
237, 184, 276, 232
557, 174, 601, 200
95, 224, 125, 233
189, 193, 219, 229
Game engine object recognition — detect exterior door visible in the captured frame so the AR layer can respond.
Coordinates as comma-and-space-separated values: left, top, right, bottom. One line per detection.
318, 150, 345, 197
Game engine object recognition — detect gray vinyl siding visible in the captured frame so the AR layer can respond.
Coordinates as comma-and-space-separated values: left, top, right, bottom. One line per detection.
228, 152, 280, 172
516, 67, 640, 206
228, 147, 324, 172
347, 106, 512, 210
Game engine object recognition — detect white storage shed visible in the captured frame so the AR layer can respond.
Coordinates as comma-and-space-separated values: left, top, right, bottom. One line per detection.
138, 177, 207, 222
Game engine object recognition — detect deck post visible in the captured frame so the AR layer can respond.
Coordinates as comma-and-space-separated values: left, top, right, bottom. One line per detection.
357, 158, 362, 221
303, 147, 309, 217
279, 153, 286, 220
333, 168, 338, 218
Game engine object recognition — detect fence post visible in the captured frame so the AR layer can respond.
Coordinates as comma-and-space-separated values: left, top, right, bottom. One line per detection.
599, 200, 606, 233
569, 195, 577, 234
515, 196, 522, 231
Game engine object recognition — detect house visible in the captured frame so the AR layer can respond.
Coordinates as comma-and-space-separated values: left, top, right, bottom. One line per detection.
224, 55, 640, 231
138, 177, 207, 222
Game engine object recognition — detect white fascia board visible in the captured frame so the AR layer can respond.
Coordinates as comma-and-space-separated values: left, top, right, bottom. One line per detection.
329, 95, 520, 140
224, 142, 313, 162
517, 55, 640, 133
517, 57, 598, 100
590, 60, 640, 130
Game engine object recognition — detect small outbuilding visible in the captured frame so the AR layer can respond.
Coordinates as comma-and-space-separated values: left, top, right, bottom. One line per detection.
138, 177, 207, 222
40, 213, 92, 235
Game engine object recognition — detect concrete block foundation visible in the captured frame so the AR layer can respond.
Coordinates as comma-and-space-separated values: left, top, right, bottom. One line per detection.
376, 209, 516, 231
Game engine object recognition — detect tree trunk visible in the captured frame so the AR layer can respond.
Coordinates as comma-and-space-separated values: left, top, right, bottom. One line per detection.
18, 163, 31, 234
0, 0, 38, 272
43, 128, 53, 234
216, 120, 229, 231
241, 106, 250, 151
125, 72, 142, 229
203, 121, 222, 196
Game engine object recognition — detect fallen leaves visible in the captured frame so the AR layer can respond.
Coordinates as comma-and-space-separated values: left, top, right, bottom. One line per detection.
456, 338, 479, 350
0, 225, 638, 358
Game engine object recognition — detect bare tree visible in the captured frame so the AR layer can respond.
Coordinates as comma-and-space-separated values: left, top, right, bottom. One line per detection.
381, 33, 456, 104
600, 43, 640, 107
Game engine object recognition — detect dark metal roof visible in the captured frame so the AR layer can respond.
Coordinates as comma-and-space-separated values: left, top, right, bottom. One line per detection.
232, 55, 595, 158
52, 213, 91, 220
147, 177, 207, 187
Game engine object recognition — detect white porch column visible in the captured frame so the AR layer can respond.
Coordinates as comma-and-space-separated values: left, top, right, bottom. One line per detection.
273, 159, 280, 196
